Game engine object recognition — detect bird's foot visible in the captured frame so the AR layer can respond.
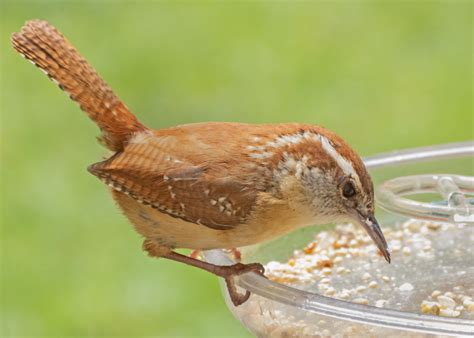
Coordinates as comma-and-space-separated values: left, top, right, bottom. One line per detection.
219, 263, 266, 306
159, 249, 266, 306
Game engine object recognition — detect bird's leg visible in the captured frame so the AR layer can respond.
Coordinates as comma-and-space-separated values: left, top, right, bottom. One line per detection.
223, 248, 242, 261
143, 240, 265, 306
164, 251, 265, 306
230, 248, 242, 261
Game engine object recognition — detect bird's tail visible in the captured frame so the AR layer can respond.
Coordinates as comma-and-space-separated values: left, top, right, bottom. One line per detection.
11, 19, 146, 151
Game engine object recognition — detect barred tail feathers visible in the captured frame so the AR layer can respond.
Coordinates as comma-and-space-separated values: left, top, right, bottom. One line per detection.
11, 19, 146, 151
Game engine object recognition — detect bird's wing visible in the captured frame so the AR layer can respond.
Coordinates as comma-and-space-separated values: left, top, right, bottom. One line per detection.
88, 132, 258, 230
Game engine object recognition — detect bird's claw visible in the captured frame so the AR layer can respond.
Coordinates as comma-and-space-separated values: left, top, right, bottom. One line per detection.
221, 262, 266, 306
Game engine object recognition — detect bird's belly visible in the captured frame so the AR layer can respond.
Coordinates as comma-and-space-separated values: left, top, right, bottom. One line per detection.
112, 191, 312, 250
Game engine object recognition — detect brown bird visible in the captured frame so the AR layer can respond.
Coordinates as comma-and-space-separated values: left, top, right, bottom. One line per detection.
12, 19, 390, 306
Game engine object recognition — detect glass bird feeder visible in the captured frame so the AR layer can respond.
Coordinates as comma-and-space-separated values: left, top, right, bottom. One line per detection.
205, 141, 474, 337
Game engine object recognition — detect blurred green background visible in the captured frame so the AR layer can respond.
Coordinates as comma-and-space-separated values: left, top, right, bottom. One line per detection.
1, 1, 472, 337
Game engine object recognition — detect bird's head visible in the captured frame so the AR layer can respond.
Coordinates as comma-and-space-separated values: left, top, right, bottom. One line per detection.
268, 127, 390, 262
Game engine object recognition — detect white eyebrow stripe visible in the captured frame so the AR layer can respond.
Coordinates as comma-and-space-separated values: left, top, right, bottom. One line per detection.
249, 131, 360, 183
317, 134, 359, 181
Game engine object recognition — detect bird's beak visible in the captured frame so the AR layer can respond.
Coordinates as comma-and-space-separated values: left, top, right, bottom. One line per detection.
356, 212, 391, 263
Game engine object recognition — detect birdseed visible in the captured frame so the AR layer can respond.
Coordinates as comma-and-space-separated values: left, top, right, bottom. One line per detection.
226, 219, 473, 337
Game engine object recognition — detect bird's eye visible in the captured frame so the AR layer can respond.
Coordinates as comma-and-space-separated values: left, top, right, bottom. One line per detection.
342, 181, 356, 198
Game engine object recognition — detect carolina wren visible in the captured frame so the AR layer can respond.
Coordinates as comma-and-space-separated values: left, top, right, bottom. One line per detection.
12, 20, 390, 306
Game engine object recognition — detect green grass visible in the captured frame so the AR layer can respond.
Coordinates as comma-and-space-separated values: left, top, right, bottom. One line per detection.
1, 1, 472, 337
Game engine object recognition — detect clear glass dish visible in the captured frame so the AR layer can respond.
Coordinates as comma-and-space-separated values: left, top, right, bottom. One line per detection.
204, 141, 474, 337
